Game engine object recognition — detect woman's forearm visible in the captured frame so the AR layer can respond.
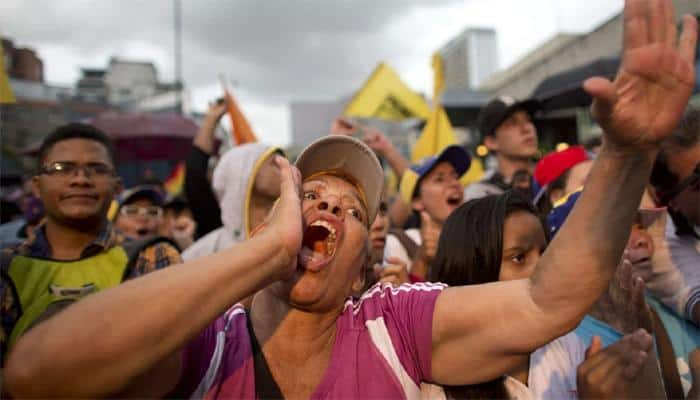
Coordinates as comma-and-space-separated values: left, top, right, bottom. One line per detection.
5, 229, 287, 398
382, 145, 409, 179
192, 117, 219, 155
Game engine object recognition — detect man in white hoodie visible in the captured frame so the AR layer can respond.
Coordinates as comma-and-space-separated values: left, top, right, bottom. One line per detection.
182, 143, 282, 261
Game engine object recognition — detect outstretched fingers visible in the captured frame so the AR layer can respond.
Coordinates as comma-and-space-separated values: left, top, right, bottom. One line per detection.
276, 155, 301, 202
623, 0, 651, 51
679, 14, 699, 65
583, 77, 617, 123
649, 0, 668, 45
622, 329, 653, 379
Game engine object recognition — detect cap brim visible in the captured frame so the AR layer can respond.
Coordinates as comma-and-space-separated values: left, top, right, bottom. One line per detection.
119, 186, 164, 206
295, 135, 383, 224
505, 99, 541, 118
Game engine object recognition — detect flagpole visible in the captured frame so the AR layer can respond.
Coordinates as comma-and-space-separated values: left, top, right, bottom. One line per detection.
173, 0, 182, 114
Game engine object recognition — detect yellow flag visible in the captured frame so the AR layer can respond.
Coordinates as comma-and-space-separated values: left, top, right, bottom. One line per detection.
432, 52, 444, 101
460, 157, 485, 186
0, 40, 16, 104
410, 53, 457, 163
345, 63, 430, 121
411, 106, 458, 162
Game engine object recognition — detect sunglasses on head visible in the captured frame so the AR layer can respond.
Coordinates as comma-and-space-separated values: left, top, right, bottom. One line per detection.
659, 162, 700, 205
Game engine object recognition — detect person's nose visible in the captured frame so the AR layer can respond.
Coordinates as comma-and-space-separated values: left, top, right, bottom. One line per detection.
371, 214, 385, 232
630, 232, 652, 251
68, 166, 94, 187
317, 195, 343, 219
448, 175, 463, 190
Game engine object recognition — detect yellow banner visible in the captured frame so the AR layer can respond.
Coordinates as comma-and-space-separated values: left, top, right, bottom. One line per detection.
344, 63, 430, 121
411, 106, 458, 162
411, 53, 457, 163
0, 40, 16, 104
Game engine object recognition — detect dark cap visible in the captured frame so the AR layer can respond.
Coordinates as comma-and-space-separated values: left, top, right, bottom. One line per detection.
117, 185, 164, 207
399, 145, 471, 205
478, 96, 541, 138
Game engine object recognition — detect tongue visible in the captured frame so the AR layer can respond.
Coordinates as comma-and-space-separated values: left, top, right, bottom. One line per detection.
313, 240, 327, 254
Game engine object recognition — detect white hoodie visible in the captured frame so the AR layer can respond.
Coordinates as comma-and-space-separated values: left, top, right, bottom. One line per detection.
182, 143, 278, 261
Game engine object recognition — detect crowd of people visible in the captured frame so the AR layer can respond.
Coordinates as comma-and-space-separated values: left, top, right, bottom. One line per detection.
0, 0, 699, 398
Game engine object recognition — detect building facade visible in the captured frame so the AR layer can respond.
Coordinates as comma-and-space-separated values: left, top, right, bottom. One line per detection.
440, 28, 499, 90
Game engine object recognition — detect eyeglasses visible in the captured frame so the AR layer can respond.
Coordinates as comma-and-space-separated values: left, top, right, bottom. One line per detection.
38, 162, 115, 179
120, 205, 163, 218
659, 162, 700, 204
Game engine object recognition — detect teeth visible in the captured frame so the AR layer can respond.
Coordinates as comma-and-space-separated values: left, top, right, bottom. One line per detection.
310, 219, 337, 256
326, 232, 336, 255
311, 220, 337, 236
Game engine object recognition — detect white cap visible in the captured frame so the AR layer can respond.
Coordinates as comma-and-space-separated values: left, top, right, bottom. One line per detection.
295, 135, 383, 224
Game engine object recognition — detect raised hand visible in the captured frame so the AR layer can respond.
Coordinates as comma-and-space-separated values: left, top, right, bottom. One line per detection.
577, 330, 654, 399
330, 117, 361, 136
419, 211, 441, 264
264, 156, 303, 279
377, 257, 410, 287
590, 259, 654, 334
584, 0, 697, 151
205, 98, 228, 123
362, 127, 394, 155
194, 98, 229, 153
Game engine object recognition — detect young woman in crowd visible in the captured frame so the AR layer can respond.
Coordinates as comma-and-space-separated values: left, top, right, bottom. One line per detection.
428, 191, 654, 399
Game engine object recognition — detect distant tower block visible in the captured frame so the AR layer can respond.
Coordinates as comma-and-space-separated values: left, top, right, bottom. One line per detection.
440, 28, 499, 90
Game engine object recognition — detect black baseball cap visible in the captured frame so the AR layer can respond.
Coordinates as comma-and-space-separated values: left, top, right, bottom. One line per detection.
117, 185, 164, 207
478, 96, 541, 138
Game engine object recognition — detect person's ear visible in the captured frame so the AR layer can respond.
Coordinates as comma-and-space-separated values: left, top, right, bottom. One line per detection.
484, 135, 499, 152
549, 188, 564, 205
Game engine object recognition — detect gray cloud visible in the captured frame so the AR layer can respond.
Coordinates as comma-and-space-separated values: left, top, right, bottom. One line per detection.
1, 0, 461, 102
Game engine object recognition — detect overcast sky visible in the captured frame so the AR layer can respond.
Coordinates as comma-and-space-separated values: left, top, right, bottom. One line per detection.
1, 0, 623, 146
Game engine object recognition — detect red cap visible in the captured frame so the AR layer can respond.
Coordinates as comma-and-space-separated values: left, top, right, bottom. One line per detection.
534, 146, 589, 187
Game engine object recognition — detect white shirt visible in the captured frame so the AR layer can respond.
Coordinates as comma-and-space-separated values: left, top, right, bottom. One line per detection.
383, 228, 421, 272
422, 331, 585, 399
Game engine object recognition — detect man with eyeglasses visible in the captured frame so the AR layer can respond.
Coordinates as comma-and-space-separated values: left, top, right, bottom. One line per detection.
633, 108, 700, 327
114, 185, 165, 240
0, 123, 181, 366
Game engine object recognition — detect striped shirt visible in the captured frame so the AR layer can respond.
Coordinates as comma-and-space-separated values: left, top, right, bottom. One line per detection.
174, 282, 446, 399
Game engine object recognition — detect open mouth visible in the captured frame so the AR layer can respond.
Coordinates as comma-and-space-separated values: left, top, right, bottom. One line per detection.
136, 228, 150, 237
446, 194, 462, 207
299, 220, 338, 272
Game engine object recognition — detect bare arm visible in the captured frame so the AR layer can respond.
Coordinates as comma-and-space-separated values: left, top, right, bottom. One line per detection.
431, 149, 655, 384
331, 118, 410, 179
193, 100, 226, 154
388, 196, 411, 229
379, 142, 409, 179
5, 157, 304, 398
431, 0, 698, 385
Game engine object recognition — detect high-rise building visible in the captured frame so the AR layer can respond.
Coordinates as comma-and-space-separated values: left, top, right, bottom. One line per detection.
440, 28, 499, 90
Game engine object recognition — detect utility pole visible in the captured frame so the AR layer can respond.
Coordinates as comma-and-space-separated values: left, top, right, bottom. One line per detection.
174, 0, 182, 114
